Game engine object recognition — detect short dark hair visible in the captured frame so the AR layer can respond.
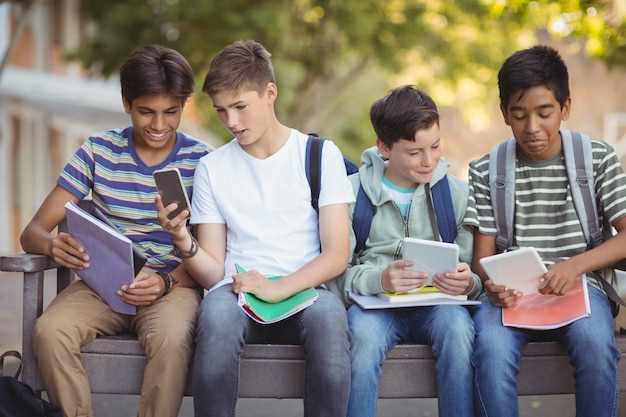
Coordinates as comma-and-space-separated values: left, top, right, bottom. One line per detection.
370, 85, 439, 148
202, 40, 275, 97
498, 45, 570, 109
119, 44, 194, 106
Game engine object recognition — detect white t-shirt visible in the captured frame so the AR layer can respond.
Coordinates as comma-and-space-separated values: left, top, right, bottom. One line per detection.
191, 129, 355, 288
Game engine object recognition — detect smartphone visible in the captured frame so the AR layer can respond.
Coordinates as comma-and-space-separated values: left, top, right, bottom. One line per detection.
153, 168, 192, 219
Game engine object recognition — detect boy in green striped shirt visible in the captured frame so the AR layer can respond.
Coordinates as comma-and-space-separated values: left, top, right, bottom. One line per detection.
468, 45, 626, 417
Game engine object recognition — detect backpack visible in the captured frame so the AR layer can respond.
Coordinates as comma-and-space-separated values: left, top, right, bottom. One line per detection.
488, 129, 626, 315
305, 135, 458, 257
0, 350, 63, 417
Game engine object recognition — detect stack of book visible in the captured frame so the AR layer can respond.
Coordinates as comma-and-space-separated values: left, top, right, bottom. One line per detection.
235, 264, 319, 324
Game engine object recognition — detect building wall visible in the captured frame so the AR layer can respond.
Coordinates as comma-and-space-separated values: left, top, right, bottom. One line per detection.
0, 1, 218, 254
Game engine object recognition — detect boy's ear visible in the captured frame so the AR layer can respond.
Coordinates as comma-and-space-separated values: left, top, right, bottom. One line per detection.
264, 82, 278, 103
376, 138, 391, 158
500, 103, 512, 126
561, 97, 571, 121
122, 96, 132, 114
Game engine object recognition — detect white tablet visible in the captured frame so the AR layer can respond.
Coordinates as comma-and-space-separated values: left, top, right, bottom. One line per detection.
402, 237, 459, 289
479, 247, 547, 295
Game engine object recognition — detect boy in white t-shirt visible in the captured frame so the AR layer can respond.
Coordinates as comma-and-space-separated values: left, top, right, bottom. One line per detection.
157, 39, 354, 416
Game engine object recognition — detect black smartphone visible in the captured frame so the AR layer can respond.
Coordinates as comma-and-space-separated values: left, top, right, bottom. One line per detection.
153, 168, 192, 219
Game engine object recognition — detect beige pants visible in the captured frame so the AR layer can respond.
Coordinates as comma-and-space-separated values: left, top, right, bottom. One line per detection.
33, 280, 199, 417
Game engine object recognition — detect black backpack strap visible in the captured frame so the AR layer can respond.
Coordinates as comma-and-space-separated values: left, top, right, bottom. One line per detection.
0, 350, 22, 379
305, 135, 324, 213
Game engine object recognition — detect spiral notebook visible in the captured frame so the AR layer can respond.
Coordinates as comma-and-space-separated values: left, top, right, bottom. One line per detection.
235, 264, 319, 324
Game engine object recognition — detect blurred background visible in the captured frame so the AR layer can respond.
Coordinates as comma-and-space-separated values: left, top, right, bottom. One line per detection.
2, 0, 626, 255
2, 1, 626, 415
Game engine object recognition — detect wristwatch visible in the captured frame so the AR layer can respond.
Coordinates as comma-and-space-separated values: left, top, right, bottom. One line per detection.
156, 271, 179, 297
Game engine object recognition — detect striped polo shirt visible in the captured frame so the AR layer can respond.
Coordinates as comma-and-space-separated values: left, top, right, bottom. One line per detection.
58, 127, 212, 271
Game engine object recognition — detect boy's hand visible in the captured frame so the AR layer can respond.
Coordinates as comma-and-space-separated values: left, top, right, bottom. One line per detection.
155, 194, 189, 240
484, 279, 522, 308
540, 263, 577, 296
48, 232, 90, 270
232, 269, 287, 303
117, 270, 165, 306
381, 260, 428, 293
432, 262, 473, 295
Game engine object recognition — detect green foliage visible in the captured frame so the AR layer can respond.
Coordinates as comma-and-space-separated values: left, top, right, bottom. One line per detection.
70, 0, 626, 160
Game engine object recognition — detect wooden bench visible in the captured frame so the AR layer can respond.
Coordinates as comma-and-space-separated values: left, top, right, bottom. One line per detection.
3, 252, 626, 401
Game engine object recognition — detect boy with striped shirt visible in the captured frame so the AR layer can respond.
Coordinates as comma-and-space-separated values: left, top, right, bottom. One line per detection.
468, 45, 626, 417
20, 44, 211, 417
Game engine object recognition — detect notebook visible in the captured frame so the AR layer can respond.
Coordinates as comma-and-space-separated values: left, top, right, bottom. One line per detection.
479, 247, 590, 329
377, 286, 468, 303
235, 264, 319, 324
88, 205, 147, 276
349, 292, 479, 309
501, 275, 591, 330
64, 201, 139, 315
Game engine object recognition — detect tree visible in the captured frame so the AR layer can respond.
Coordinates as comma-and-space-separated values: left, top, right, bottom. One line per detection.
67, 0, 626, 159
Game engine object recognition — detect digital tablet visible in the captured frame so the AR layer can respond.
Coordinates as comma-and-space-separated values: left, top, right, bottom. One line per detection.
479, 247, 547, 295
402, 237, 459, 289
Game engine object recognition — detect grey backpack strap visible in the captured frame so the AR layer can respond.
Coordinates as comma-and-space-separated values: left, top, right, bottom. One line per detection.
561, 130, 604, 248
489, 137, 517, 253
562, 130, 626, 313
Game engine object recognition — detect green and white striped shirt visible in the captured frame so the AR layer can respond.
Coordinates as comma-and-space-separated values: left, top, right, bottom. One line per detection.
468, 137, 626, 285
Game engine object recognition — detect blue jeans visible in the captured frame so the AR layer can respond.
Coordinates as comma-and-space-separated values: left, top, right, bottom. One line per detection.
347, 303, 476, 417
472, 286, 620, 417
192, 285, 351, 417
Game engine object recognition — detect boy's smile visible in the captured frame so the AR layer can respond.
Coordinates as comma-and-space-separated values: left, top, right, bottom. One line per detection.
377, 123, 441, 188
124, 94, 183, 150
502, 85, 571, 161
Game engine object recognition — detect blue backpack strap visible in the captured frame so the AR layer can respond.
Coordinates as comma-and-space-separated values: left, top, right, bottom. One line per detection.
353, 183, 374, 254
430, 176, 457, 243
306, 134, 360, 213
305, 135, 324, 213
489, 137, 517, 253
344, 158, 360, 175
353, 175, 455, 255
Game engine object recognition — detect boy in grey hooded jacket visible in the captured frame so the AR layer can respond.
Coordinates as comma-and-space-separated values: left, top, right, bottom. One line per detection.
328, 85, 481, 417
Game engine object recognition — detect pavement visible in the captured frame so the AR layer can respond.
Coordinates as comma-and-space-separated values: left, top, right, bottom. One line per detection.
0, 269, 615, 416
